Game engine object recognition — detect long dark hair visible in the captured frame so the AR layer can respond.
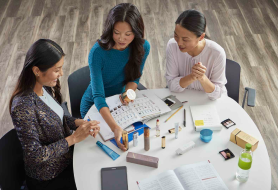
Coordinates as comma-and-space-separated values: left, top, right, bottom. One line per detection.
98, 3, 145, 84
9, 39, 65, 113
176, 10, 209, 39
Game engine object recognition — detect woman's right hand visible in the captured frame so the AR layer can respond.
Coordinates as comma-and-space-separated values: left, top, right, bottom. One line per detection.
190, 70, 198, 81
113, 126, 127, 151
119, 94, 134, 106
192, 62, 207, 81
71, 120, 100, 144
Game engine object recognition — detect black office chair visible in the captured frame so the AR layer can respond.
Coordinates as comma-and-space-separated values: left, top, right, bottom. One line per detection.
0, 129, 28, 190
62, 66, 148, 118
225, 59, 255, 108
64, 66, 91, 118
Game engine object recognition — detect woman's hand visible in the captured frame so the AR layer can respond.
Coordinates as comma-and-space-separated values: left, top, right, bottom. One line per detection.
192, 62, 207, 81
74, 119, 86, 127
89, 123, 100, 138
71, 120, 100, 144
113, 126, 127, 151
119, 94, 134, 105
189, 72, 198, 81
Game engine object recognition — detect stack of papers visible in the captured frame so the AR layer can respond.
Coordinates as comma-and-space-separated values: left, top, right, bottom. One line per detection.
190, 105, 222, 131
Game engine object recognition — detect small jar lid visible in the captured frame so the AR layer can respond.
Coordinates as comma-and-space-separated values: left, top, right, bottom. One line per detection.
126, 89, 136, 100
245, 143, 252, 150
176, 148, 182, 155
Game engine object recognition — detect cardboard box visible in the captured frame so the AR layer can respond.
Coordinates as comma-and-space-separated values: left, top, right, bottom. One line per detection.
230, 128, 259, 151
126, 152, 159, 168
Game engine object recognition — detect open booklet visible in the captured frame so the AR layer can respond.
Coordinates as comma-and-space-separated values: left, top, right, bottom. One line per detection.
137, 161, 228, 190
190, 105, 222, 131
84, 90, 171, 141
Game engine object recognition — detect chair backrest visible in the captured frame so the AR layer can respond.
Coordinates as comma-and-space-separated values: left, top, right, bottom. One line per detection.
225, 59, 241, 103
0, 129, 25, 190
68, 66, 90, 118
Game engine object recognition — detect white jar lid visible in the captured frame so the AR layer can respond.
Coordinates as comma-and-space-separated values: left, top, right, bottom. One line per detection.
126, 89, 136, 100
176, 148, 182, 155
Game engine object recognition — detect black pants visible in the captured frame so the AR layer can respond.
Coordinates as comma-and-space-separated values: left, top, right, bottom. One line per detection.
26, 164, 77, 190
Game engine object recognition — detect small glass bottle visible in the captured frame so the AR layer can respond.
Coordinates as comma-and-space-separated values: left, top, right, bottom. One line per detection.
156, 119, 160, 137
236, 143, 253, 182
133, 132, 139, 147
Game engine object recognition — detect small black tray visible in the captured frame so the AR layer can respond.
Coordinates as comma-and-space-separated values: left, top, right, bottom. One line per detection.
219, 148, 235, 160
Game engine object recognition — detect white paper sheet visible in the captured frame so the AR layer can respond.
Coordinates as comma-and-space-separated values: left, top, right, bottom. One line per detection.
137, 161, 228, 190
138, 170, 184, 190
174, 161, 228, 190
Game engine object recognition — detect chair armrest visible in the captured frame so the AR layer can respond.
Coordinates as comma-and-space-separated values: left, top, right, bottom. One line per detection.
137, 83, 147, 90
242, 87, 256, 108
62, 102, 72, 116
21, 180, 29, 190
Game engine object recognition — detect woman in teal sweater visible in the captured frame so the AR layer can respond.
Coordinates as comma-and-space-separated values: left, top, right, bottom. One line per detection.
80, 3, 150, 151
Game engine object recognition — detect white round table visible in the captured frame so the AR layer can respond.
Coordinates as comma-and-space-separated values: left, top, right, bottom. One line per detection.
73, 89, 271, 190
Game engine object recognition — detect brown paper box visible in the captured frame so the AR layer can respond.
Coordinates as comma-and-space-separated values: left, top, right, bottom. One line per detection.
126, 152, 159, 168
230, 128, 259, 151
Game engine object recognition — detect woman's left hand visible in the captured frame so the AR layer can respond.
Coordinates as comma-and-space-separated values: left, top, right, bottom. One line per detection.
75, 119, 87, 127
192, 62, 207, 81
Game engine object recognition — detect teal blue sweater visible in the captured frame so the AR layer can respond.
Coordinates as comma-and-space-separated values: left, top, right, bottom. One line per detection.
80, 40, 150, 118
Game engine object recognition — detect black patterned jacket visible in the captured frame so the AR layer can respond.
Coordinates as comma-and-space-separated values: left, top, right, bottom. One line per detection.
10, 88, 76, 181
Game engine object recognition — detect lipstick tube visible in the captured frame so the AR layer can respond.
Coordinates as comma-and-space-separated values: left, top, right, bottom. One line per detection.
122, 130, 129, 150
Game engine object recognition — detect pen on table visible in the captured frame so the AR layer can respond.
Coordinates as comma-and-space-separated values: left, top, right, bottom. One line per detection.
165, 106, 183, 123
182, 101, 188, 103
183, 109, 186, 127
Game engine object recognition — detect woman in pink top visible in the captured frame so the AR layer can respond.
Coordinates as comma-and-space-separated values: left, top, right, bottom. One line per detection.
165, 10, 227, 100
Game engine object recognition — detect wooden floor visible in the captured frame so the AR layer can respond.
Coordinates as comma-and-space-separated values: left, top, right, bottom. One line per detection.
0, 0, 277, 188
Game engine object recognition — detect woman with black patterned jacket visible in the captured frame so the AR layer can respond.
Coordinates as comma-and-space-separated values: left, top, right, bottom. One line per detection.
9, 39, 100, 190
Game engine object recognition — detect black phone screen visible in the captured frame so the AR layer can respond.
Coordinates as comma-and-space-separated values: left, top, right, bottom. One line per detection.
164, 98, 174, 107
101, 166, 128, 190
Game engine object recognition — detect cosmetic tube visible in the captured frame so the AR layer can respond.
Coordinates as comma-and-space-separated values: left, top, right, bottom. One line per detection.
96, 141, 120, 161
175, 123, 179, 139
156, 119, 160, 137
122, 130, 129, 150
133, 132, 139, 147
168, 126, 182, 134
144, 127, 150, 151
162, 136, 166, 149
